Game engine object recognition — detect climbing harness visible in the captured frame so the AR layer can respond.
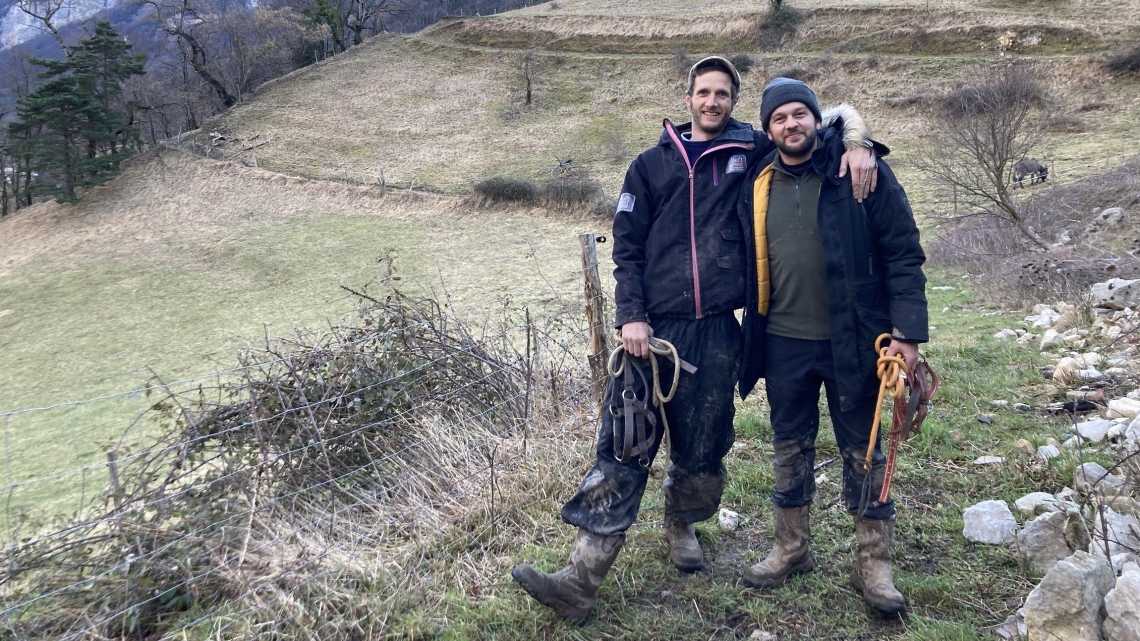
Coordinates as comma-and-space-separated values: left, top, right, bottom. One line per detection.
861, 333, 940, 510
607, 337, 695, 466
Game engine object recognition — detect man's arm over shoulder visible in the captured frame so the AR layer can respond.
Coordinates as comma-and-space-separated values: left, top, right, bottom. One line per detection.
612, 155, 655, 328
866, 160, 928, 343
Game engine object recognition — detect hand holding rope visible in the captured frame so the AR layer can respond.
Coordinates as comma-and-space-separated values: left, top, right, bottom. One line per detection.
607, 336, 691, 466
862, 332, 939, 510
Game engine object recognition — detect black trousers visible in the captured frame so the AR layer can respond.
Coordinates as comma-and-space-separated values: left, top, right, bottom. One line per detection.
560, 314, 741, 536
764, 333, 896, 520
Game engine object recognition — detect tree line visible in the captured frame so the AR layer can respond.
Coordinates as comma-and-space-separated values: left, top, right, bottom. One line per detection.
0, 0, 545, 213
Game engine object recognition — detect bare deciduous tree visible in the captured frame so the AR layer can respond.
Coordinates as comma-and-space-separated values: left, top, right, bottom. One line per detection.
16, 0, 71, 56
520, 50, 538, 106
914, 64, 1051, 250
141, 0, 323, 108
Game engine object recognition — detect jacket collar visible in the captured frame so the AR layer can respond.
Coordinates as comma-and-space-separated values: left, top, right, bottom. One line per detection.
658, 117, 756, 147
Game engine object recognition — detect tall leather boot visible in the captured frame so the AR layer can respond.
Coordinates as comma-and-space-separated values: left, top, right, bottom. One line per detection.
511, 528, 625, 624
743, 505, 814, 588
665, 516, 704, 572
851, 516, 907, 617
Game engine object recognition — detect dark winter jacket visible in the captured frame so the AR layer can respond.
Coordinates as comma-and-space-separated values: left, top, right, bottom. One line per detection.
611, 118, 765, 327
738, 123, 928, 411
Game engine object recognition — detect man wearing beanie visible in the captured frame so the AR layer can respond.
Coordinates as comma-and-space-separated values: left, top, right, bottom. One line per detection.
512, 58, 885, 624
737, 77, 927, 617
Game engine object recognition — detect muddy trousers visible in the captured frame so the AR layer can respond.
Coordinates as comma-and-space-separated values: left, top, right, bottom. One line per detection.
764, 334, 896, 521
560, 314, 742, 536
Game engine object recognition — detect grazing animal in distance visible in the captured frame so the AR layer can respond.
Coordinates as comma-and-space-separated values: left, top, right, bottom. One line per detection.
1013, 158, 1048, 188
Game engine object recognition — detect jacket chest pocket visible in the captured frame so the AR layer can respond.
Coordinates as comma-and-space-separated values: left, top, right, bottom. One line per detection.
717, 223, 745, 270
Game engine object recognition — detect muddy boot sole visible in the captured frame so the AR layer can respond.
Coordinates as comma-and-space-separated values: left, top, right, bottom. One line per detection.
850, 570, 908, 617
671, 552, 704, 573
742, 552, 815, 589
511, 564, 593, 624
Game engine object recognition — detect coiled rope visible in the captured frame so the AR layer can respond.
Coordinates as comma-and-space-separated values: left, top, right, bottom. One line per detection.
607, 337, 684, 466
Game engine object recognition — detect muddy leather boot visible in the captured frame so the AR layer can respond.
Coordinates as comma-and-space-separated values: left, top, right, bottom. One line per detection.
511, 529, 625, 624
665, 516, 704, 572
851, 517, 907, 617
743, 505, 814, 588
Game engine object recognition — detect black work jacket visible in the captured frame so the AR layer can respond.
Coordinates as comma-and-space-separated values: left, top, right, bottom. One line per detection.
738, 125, 928, 411
612, 118, 768, 327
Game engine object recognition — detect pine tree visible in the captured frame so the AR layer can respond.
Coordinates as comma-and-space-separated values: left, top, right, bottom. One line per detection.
6, 21, 145, 202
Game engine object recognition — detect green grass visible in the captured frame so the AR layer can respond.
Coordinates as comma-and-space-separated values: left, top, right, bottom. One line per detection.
0, 178, 599, 520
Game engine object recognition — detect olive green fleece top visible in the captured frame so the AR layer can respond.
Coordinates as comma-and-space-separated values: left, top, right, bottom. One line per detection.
765, 154, 831, 340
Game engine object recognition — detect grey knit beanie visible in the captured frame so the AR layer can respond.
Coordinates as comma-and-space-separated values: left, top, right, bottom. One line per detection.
760, 77, 822, 132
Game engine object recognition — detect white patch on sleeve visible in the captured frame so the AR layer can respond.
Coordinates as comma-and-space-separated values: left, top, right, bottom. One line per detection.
616, 192, 636, 213
726, 154, 747, 174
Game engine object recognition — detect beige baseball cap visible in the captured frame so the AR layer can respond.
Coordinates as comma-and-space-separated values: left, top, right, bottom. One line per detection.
685, 56, 742, 94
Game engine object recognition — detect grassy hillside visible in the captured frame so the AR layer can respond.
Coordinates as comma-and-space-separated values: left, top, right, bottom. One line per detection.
204, 1, 1140, 203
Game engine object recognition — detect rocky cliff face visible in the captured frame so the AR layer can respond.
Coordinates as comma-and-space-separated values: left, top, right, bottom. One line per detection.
0, 0, 117, 50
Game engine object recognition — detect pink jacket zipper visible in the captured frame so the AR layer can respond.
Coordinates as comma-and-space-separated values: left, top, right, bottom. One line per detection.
664, 121, 752, 319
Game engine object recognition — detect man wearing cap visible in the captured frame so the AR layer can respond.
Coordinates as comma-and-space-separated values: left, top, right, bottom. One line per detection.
511, 57, 882, 624
736, 78, 926, 617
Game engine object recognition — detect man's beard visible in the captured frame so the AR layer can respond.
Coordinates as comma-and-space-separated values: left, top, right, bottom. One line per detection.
775, 127, 817, 159
691, 107, 730, 138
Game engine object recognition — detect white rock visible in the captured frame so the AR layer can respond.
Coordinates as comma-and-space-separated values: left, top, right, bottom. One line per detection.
1107, 367, 1128, 376
1078, 368, 1104, 381
1109, 423, 1126, 440
1128, 389, 1140, 401
931, 285, 955, 291
1092, 278, 1140, 310
1127, 415, 1140, 441
1076, 419, 1113, 443
1016, 492, 1058, 516
814, 473, 828, 485
1017, 510, 1091, 575
1040, 329, 1062, 350
995, 329, 1018, 341
995, 612, 1028, 640
1037, 444, 1062, 460
1023, 551, 1115, 641
750, 631, 775, 641
1105, 562, 1140, 641
1064, 435, 1081, 448
1028, 306, 1062, 329
1054, 357, 1082, 385
963, 500, 1017, 544
1111, 552, 1140, 574
1107, 398, 1140, 420
1017, 332, 1038, 345
1078, 352, 1103, 368
1056, 487, 1078, 502
993, 399, 1011, 407
1075, 462, 1128, 495
975, 455, 1005, 465
1089, 508, 1140, 560
718, 508, 739, 531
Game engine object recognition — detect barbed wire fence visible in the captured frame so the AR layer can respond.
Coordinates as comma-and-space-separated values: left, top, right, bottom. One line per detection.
0, 235, 618, 639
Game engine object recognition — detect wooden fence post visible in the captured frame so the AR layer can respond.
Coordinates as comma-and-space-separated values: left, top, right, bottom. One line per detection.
579, 233, 609, 415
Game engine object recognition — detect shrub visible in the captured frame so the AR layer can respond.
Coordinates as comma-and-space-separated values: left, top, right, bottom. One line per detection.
472, 176, 537, 207
938, 64, 1046, 117
754, 2, 802, 50
604, 130, 630, 162
769, 67, 817, 82
673, 47, 693, 79
1044, 114, 1089, 133
1106, 45, 1140, 76
728, 53, 756, 74
538, 178, 608, 215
